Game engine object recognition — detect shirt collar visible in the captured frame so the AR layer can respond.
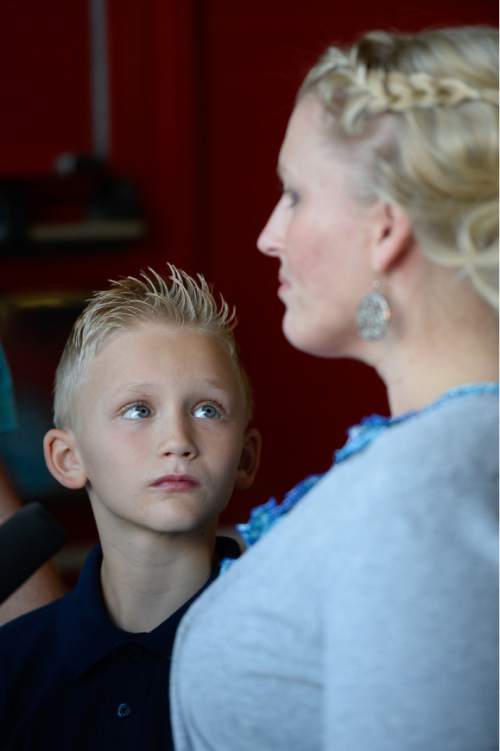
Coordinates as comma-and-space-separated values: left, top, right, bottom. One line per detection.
56, 537, 240, 677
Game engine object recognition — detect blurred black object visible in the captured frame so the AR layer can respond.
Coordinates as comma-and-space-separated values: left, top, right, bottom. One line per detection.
0, 153, 146, 254
0, 502, 66, 604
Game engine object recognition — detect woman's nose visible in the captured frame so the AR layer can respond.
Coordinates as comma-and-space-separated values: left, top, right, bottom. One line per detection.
257, 202, 284, 257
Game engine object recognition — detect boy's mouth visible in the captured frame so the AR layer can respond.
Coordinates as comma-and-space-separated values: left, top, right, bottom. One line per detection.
150, 474, 200, 491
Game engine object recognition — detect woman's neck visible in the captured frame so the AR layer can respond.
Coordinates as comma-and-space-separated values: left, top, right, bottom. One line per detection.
383, 351, 498, 416
370, 278, 498, 416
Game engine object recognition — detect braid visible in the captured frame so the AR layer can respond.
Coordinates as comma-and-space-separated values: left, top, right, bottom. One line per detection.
309, 61, 498, 134
360, 69, 498, 114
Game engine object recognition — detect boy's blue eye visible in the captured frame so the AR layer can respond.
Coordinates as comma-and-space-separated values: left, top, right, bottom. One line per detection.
122, 403, 151, 420
192, 403, 222, 420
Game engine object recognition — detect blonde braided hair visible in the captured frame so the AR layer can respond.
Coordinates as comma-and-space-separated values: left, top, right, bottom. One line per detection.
349, 69, 498, 120
299, 26, 499, 310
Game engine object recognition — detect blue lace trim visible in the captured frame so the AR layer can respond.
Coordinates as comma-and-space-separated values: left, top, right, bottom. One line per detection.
219, 381, 498, 571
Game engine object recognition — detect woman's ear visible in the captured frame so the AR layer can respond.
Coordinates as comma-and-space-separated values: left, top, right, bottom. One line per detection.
43, 428, 87, 490
235, 428, 262, 490
370, 201, 413, 274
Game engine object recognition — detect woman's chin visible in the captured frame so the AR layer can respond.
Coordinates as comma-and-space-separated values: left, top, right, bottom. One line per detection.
282, 311, 357, 360
282, 313, 326, 357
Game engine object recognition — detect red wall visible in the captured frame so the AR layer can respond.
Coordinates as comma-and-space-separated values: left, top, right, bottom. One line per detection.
0, 1, 497, 535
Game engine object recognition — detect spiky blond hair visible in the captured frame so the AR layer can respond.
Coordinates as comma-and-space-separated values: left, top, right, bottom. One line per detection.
53, 264, 251, 428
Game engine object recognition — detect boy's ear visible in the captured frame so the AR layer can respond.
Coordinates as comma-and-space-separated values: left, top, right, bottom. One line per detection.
235, 428, 261, 490
370, 201, 413, 274
43, 428, 87, 490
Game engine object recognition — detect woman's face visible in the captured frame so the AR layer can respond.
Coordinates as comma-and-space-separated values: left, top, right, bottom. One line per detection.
257, 97, 377, 359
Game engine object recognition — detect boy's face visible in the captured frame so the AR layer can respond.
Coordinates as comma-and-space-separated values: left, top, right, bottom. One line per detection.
55, 322, 256, 538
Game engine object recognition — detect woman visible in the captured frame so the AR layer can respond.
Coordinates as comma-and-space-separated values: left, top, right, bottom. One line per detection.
171, 26, 498, 750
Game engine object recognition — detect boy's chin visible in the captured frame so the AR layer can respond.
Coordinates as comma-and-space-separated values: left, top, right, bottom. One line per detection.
93, 491, 229, 541
139, 508, 223, 539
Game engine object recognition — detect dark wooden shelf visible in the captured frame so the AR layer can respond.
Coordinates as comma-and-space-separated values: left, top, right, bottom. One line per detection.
28, 218, 146, 243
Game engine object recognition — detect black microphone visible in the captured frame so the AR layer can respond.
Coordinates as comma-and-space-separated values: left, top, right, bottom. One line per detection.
0, 502, 66, 604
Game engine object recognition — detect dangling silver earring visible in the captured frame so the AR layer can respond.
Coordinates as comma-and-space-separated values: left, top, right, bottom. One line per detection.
356, 280, 391, 341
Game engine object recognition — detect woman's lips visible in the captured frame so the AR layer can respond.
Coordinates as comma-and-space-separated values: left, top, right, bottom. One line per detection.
150, 475, 199, 491
278, 281, 290, 299
278, 273, 291, 295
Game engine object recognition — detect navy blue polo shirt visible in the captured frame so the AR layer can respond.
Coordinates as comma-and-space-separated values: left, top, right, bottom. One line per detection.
0, 536, 240, 750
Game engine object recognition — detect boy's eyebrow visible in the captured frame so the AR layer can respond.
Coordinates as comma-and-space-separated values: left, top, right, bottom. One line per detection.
111, 379, 233, 395
113, 382, 158, 394
201, 378, 232, 391
189, 378, 237, 400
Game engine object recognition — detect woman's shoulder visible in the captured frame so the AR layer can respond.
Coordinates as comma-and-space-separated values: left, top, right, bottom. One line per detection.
369, 389, 498, 470
234, 389, 498, 557
309, 389, 498, 534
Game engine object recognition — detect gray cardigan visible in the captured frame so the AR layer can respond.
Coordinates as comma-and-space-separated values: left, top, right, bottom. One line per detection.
171, 391, 498, 751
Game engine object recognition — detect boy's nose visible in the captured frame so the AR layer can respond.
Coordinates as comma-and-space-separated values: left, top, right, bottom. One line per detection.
158, 418, 197, 459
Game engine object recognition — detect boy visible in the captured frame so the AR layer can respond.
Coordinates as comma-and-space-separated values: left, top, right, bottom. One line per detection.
0, 265, 261, 750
